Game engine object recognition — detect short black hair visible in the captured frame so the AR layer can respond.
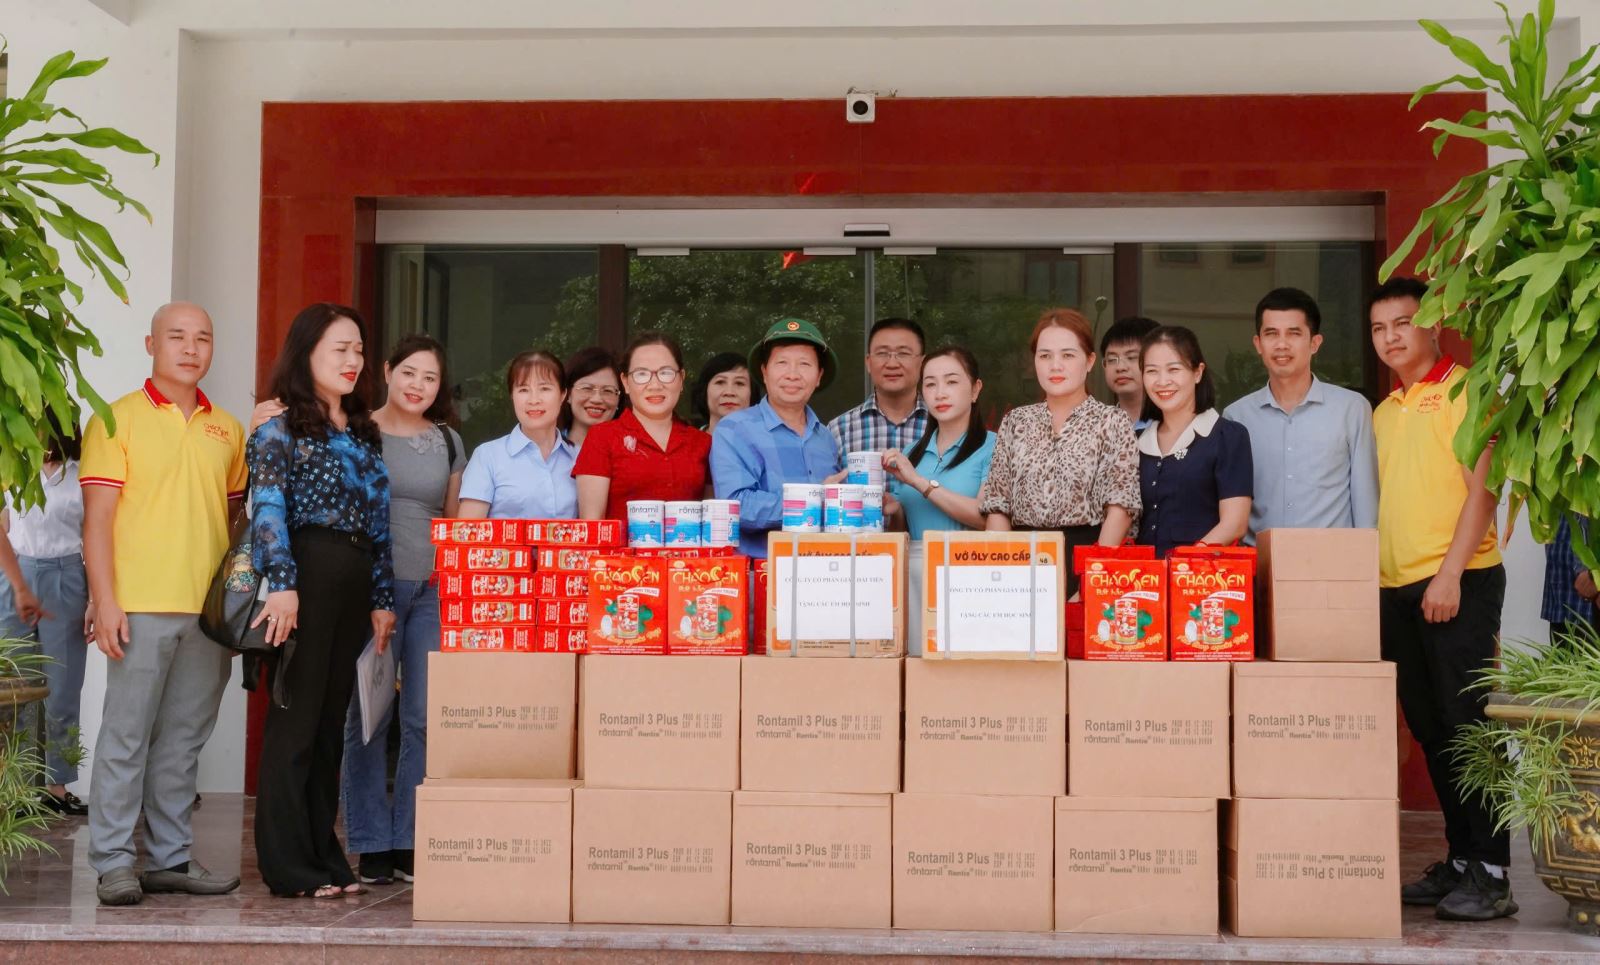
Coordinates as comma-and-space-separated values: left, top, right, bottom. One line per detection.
868, 317, 925, 353
1366, 277, 1429, 317
1099, 316, 1160, 356
1254, 288, 1322, 336
691, 351, 760, 423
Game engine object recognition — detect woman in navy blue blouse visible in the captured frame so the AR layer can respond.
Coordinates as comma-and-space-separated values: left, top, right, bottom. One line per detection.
248, 302, 396, 899
1135, 326, 1254, 557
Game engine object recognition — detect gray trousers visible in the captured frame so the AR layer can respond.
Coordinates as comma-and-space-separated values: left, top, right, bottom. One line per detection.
87, 612, 231, 874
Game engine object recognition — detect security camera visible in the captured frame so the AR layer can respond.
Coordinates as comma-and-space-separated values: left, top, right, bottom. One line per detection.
846, 92, 875, 124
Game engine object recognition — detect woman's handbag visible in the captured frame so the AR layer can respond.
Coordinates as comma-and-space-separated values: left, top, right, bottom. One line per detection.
200, 508, 296, 708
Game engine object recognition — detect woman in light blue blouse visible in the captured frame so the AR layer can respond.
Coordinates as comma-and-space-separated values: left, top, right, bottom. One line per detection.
458, 350, 578, 520
883, 346, 995, 538
248, 302, 395, 899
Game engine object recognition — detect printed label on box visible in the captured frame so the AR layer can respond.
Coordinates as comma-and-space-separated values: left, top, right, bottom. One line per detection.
442, 600, 539, 626
522, 519, 623, 546
430, 518, 524, 545
441, 625, 535, 651
1169, 550, 1254, 661
773, 555, 893, 641
532, 626, 588, 653
536, 599, 589, 627
586, 556, 667, 654
1082, 558, 1167, 659
1077, 714, 1220, 750
914, 712, 1054, 747
534, 572, 591, 599
536, 546, 604, 573
425, 832, 560, 867
433, 696, 568, 735
435, 545, 533, 573
931, 564, 1060, 654
749, 709, 888, 746
437, 572, 541, 599
900, 846, 1044, 882
666, 557, 748, 655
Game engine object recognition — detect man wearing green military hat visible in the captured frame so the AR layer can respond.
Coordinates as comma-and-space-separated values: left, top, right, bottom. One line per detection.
709, 318, 841, 558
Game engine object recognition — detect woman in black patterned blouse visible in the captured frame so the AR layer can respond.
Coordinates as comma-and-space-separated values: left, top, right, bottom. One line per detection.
979, 307, 1142, 595
248, 302, 396, 899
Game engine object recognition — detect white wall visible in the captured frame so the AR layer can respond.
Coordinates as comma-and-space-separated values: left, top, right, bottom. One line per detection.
1, 0, 1591, 791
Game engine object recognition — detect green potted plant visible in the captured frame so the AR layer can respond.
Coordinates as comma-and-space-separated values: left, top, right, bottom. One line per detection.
1382, 0, 1600, 569
1453, 624, 1600, 934
0, 44, 156, 889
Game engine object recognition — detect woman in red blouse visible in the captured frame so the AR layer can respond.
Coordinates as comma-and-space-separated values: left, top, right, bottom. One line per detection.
573, 332, 712, 520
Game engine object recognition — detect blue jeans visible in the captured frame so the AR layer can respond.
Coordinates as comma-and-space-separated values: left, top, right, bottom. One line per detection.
0, 554, 90, 785
340, 579, 439, 853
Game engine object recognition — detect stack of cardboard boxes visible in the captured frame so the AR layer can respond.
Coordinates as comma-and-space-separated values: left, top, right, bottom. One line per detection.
1227, 528, 1400, 939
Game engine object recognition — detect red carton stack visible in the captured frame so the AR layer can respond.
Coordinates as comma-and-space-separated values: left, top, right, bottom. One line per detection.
432, 518, 624, 653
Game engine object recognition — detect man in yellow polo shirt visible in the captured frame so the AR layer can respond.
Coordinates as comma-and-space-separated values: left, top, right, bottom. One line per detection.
1370, 277, 1512, 922
81, 302, 247, 906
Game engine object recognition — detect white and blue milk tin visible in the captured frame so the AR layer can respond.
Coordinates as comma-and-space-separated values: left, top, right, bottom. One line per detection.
780, 483, 824, 532
701, 499, 740, 548
664, 500, 703, 546
626, 500, 665, 547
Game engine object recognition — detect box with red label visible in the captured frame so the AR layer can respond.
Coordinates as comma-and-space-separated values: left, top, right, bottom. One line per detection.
534, 572, 590, 599
521, 519, 623, 547
1069, 546, 1152, 659
436, 572, 540, 599
434, 545, 533, 573
751, 559, 769, 656
665, 556, 748, 656
441, 625, 536, 652
634, 546, 740, 559
442, 599, 540, 626
1168, 546, 1256, 662
536, 599, 589, 627
532, 626, 588, 653
535, 546, 604, 573
430, 518, 525, 546
585, 555, 667, 654
1081, 554, 1168, 661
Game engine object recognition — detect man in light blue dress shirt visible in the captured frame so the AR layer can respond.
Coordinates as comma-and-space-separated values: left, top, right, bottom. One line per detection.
710, 318, 840, 558
1223, 287, 1379, 542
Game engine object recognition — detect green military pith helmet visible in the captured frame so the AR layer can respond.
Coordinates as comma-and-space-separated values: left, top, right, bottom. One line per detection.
749, 317, 838, 391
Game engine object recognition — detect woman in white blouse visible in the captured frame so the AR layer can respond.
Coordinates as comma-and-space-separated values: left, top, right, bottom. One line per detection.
0, 422, 90, 815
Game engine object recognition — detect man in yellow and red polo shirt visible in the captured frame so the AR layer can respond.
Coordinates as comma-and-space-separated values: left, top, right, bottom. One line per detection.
80, 302, 247, 906
1370, 277, 1511, 922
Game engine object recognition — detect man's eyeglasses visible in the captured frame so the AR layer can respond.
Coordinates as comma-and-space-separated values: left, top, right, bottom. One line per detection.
870, 350, 920, 363
627, 367, 681, 386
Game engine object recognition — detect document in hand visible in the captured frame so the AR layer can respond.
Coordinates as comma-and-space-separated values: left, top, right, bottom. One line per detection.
356, 638, 397, 744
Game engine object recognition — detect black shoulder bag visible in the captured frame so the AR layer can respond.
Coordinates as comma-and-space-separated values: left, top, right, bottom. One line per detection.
199, 499, 296, 708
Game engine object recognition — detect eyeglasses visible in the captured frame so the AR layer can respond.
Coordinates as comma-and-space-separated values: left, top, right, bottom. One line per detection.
572, 384, 621, 401
627, 367, 681, 385
870, 350, 921, 363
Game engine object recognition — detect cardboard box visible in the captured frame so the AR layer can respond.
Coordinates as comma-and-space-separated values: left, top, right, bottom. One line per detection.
442, 599, 539, 626
430, 518, 525, 545
437, 572, 541, 599
534, 571, 590, 598
535, 545, 605, 572
921, 532, 1065, 659
1054, 797, 1218, 935
731, 791, 891, 928
1081, 556, 1168, 660
532, 626, 588, 653
1258, 528, 1380, 661
522, 518, 624, 546
536, 599, 589, 627
413, 779, 575, 923
1168, 546, 1255, 661
426, 652, 576, 779
893, 793, 1054, 931
571, 788, 732, 925
1232, 662, 1398, 799
752, 559, 769, 655
580, 654, 740, 790
765, 532, 907, 657
1226, 798, 1400, 939
434, 544, 533, 573
739, 657, 900, 793
1068, 661, 1229, 798
585, 555, 667, 655
441, 625, 535, 652
904, 658, 1066, 796
666, 556, 749, 656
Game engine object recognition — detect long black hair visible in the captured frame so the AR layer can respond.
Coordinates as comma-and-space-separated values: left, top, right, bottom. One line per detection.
44, 410, 81, 463
691, 351, 760, 424
1138, 325, 1217, 424
267, 302, 380, 447
905, 345, 987, 471
385, 333, 457, 426
558, 345, 620, 434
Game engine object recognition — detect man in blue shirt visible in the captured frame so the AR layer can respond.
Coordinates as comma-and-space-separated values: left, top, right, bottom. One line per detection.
711, 318, 840, 557
1543, 515, 1598, 642
1223, 287, 1378, 542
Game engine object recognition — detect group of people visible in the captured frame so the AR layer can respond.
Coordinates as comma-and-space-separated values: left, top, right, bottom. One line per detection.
0, 278, 1595, 922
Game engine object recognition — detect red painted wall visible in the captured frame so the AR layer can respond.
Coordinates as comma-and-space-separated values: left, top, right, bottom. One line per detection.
251, 94, 1485, 802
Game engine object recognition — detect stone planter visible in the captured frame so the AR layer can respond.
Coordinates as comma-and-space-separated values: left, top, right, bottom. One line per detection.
1485, 693, 1600, 935
0, 674, 50, 738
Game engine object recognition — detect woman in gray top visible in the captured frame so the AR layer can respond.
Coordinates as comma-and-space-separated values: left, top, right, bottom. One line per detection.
339, 335, 463, 885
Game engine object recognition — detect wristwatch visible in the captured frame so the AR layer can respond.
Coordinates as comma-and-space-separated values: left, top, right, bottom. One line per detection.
922, 479, 942, 497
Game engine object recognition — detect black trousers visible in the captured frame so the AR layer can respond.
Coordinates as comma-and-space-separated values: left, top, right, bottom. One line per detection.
1379, 564, 1509, 867
256, 528, 374, 895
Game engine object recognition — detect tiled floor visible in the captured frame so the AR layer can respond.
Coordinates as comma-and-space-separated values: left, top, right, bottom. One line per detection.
0, 796, 1595, 963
